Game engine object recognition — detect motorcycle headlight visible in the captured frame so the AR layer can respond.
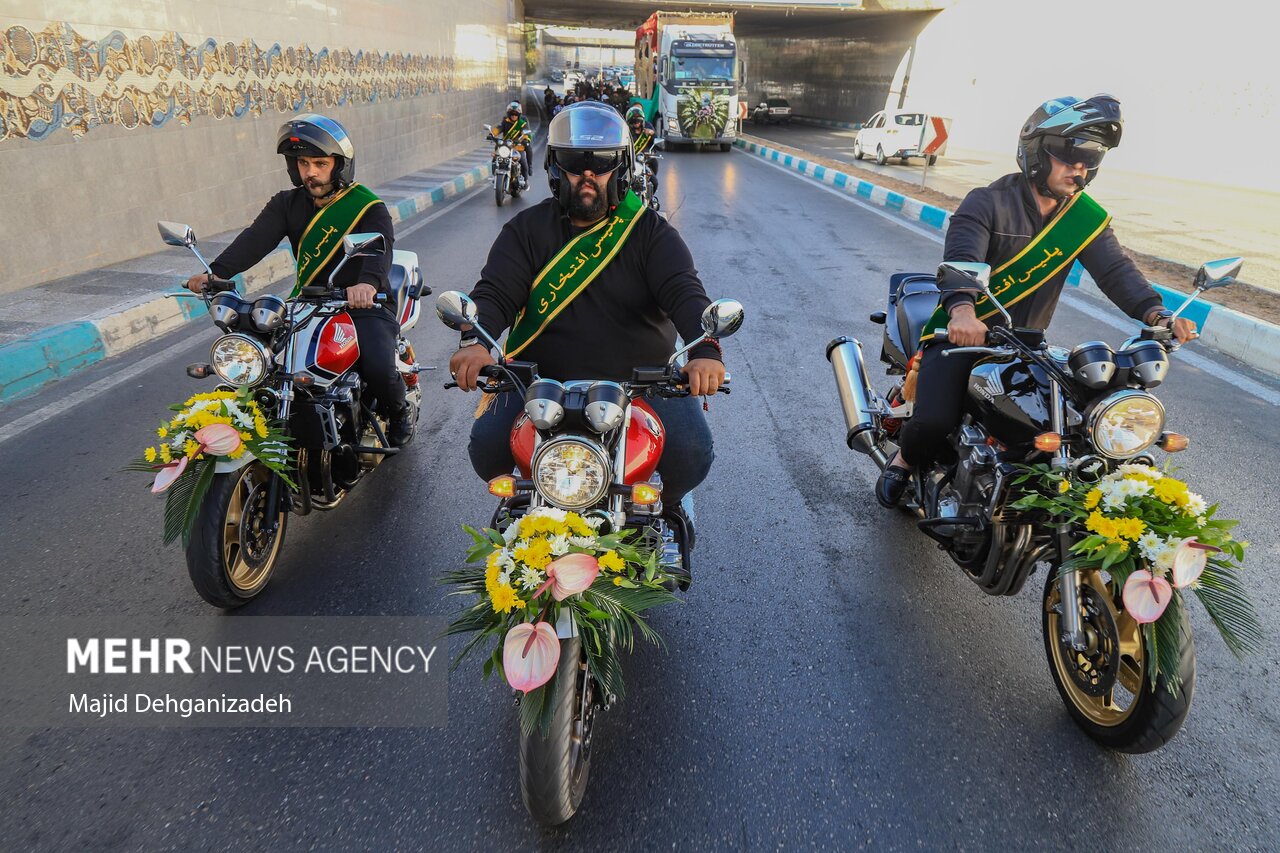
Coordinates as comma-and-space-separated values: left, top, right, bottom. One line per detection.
497, 144, 511, 158
532, 437, 611, 511
1089, 390, 1165, 459
210, 334, 271, 387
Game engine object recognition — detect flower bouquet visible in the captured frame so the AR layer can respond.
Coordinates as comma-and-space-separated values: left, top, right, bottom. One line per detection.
126, 387, 293, 545
1013, 463, 1261, 693
443, 507, 679, 735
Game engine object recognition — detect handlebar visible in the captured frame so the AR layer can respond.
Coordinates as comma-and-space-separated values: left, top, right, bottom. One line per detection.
295, 284, 387, 306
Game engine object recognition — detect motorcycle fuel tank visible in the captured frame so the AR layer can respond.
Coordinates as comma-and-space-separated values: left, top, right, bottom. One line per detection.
510, 398, 666, 485
964, 360, 1051, 447
288, 310, 360, 386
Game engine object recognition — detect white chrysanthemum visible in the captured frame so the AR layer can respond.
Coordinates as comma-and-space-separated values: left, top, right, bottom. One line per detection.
1102, 491, 1128, 512
1150, 563, 1170, 579
1137, 532, 1163, 561
1184, 494, 1207, 517
1127, 480, 1153, 498
518, 566, 545, 592
497, 570, 512, 587
1118, 463, 1161, 480
1195, 515, 1208, 527
502, 523, 521, 545
548, 534, 570, 556
497, 549, 517, 571
530, 507, 567, 523
584, 515, 605, 529
1154, 545, 1177, 572
569, 535, 596, 549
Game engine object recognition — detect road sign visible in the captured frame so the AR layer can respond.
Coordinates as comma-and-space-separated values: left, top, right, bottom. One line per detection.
921, 116, 950, 157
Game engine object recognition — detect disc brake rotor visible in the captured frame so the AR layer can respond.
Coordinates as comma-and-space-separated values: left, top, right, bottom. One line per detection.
1060, 583, 1121, 697
239, 480, 280, 570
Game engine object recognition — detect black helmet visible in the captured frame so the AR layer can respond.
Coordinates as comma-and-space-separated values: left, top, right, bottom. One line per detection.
277, 113, 356, 189
1016, 94, 1122, 196
544, 101, 634, 208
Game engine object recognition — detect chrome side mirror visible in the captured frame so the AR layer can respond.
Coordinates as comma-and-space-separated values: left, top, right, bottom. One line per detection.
1193, 257, 1243, 290
342, 232, 384, 257
936, 261, 992, 294
158, 221, 196, 248
435, 291, 478, 330
701, 298, 744, 339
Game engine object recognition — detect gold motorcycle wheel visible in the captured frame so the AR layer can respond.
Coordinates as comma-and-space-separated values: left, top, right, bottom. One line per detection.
1042, 568, 1195, 753
185, 463, 288, 608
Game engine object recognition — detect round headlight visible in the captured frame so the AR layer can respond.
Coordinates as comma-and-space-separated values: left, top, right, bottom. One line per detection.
532, 438, 611, 511
210, 334, 270, 387
1089, 391, 1165, 459
497, 144, 511, 158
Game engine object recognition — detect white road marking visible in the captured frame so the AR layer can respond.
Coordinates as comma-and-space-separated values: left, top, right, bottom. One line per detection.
737, 148, 1280, 407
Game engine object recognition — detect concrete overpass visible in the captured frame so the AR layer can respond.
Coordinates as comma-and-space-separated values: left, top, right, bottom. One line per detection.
525, 1, 955, 122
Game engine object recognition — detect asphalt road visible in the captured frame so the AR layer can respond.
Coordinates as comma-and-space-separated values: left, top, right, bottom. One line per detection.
745, 120, 1280, 296
2, 141, 1278, 850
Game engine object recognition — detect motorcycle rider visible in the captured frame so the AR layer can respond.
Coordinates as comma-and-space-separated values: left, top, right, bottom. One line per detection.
875, 94, 1198, 507
491, 101, 532, 189
451, 101, 725, 531
184, 113, 414, 447
626, 104, 659, 193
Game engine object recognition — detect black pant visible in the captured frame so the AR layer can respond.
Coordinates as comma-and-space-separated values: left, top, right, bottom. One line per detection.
897, 342, 978, 470
351, 308, 405, 416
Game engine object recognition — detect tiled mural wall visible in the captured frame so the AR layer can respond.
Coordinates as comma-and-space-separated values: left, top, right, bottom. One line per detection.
0, 0, 525, 293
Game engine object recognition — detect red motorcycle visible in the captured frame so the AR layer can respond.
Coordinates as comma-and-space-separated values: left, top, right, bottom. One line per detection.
435, 290, 743, 824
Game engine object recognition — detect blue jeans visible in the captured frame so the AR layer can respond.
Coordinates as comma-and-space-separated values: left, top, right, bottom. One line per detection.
467, 393, 714, 504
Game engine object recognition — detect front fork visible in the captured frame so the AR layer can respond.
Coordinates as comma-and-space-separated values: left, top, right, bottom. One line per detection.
1049, 379, 1088, 651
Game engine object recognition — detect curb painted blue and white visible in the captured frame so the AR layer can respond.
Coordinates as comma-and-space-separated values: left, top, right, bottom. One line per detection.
0, 162, 493, 408
792, 116, 862, 131
734, 136, 1280, 378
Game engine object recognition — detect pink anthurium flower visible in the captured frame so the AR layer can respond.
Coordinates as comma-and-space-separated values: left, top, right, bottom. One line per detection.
531, 553, 600, 601
1171, 538, 1222, 589
503, 622, 560, 693
151, 456, 189, 494
195, 423, 242, 456
1122, 569, 1172, 624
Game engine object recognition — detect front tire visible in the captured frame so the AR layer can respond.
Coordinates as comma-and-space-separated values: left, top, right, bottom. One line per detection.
853, 140, 864, 160
185, 463, 288, 608
495, 179, 505, 207
875, 145, 887, 166
518, 636, 593, 825
1042, 569, 1194, 753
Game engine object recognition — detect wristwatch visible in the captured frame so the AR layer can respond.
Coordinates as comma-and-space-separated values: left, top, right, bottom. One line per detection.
459, 335, 483, 350
1145, 308, 1174, 327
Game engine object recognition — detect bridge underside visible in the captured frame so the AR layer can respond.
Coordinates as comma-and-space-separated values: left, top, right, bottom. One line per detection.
526, 2, 944, 123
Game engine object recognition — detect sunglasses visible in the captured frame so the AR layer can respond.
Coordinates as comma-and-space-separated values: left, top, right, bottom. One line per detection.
553, 149, 624, 176
1042, 135, 1108, 169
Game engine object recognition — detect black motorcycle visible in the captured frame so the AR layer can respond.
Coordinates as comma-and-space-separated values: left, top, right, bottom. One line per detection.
486, 125, 528, 207
826, 257, 1243, 752
160, 221, 429, 606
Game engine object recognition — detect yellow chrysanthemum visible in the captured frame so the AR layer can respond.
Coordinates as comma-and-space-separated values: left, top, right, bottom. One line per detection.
239, 431, 252, 442
566, 513, 593, 537
598, 550, 625, 573
612, 577, 624, 586
1086, 510, 1118, 539
144, 447, 157, 462
1114, 517, 1146, 541
156, 426, 168, 438
1153, 477, 1188, 506
1083, 489, 1102, 510
254, 415, 269, 438
1123, 468, 1159, 483
228, 443, 247, 459
515, 537, 553, 570
159, 444, 172, 463
489, 584, 524, 614
184, 439, 200, 458
1057, 479, 1070, 494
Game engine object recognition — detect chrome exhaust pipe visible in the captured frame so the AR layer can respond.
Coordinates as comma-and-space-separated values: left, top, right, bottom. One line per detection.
826, 336, 888, 468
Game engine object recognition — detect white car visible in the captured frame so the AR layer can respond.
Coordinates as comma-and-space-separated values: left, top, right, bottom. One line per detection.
854, 110, 940, 166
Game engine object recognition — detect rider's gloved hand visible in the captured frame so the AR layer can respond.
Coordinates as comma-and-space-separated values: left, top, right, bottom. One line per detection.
346, 283, 378, 309
185, 272, 209, 294
684, 357, 726, 396
449, 342, 496, 391
946, 302, 989, 347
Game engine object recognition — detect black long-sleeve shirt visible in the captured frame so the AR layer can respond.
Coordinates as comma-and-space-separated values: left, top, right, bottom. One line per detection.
470, 197, 720, 382
209, 186, 395, 298
941, 173, 1163, 329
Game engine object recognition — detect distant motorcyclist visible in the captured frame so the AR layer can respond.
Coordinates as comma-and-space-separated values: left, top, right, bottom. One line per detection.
491, 101, 532, 190
627, 105, 659, 192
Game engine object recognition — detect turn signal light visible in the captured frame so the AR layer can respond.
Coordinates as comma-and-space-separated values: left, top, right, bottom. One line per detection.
631, 483, 661, 506
292, 372, 316, 387
186, 363, 212, 378
1158, 432, 1190, 452
1034, 432, 1062, 452
488, 475, 517, 498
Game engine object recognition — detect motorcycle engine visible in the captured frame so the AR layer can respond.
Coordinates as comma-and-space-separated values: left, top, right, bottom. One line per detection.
937, 423, 999, 546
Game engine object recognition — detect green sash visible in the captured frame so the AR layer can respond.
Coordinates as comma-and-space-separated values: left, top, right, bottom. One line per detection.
634, 132, 654, 155
502, 117, 530, 141
920, 192, 1110, 343
504, 189, 647, 358
292, 183, 382, 297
